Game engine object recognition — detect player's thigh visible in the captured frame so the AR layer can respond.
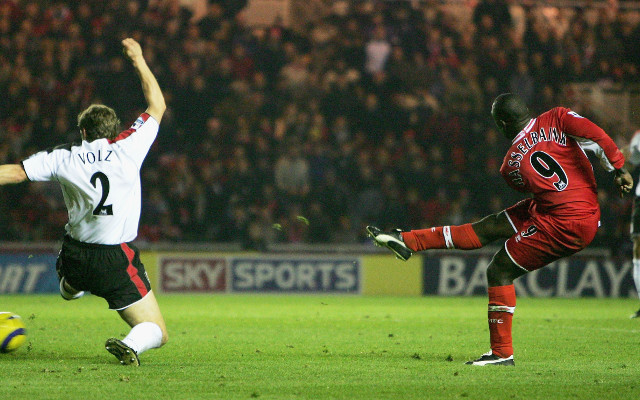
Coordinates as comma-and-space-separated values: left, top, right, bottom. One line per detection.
472, 210, 517, 244
86, 243, 153, 310
118, 291, 168, 343
56, 239, 89, 289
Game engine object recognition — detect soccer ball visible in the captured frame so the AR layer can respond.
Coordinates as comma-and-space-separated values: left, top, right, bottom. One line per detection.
0, 312, 27, 353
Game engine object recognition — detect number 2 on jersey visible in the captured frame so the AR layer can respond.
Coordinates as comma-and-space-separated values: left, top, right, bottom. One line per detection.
530, 151, 568, 191
90, 172, 113, 216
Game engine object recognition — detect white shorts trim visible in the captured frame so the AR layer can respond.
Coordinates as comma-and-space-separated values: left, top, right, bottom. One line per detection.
504, 211, 518, 233
111, 290, 152, 311
503, 242, 529, 272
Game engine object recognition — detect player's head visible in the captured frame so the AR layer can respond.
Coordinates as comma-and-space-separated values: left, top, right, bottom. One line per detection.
491, 93, 531, 139
77, 104, 120, 141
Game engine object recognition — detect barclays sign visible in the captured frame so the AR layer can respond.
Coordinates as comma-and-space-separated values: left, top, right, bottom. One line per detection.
423, 251, 636, 298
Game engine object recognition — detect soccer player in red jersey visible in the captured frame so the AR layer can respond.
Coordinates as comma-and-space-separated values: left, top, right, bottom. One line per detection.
368, 93, 633, 366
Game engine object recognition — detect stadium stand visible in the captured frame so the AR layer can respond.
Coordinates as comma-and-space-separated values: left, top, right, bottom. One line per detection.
0, 0, 637, 257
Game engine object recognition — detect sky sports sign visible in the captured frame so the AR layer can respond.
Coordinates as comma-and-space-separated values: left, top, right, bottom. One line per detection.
159, 256, 361, 294
423, 251, 636, 298
160, 257, 227, 293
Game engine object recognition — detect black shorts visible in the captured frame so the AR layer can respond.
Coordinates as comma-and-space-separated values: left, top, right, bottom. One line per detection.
56, 235, 151, 310
632, 196, 640, 237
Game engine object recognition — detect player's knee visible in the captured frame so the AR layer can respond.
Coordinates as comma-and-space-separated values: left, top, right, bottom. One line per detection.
486, 262, 503, 286
475, 213, 497, 231
474, 212, 509, 244
487, 249, 525, 286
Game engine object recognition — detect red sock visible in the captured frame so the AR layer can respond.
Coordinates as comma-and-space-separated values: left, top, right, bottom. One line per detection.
401, 224, 482, 252
487, 284, 516, 358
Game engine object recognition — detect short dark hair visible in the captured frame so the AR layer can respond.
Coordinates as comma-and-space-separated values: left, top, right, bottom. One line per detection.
77, 104, 120, 141
491, 93, 531, 130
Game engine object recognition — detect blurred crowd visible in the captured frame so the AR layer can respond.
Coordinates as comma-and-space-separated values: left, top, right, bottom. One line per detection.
0, 0, 637, 253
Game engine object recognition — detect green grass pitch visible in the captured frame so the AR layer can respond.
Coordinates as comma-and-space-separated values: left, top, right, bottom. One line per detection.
1, 294, 640, 399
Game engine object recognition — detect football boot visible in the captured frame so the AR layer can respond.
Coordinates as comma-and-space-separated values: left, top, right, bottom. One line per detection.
465, 351, 515, 366
366, 226, 413, 261
105, 338, 140, 366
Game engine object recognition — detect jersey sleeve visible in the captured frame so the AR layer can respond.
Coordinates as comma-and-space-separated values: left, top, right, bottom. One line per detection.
21, 149, 65, 182
108, 113, 159, 168
558, 107, 625, 171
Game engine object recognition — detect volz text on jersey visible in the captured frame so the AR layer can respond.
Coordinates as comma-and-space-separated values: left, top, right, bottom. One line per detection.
77, 150, 113, 164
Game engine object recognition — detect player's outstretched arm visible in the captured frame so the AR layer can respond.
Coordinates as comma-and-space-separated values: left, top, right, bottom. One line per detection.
122, 38, 166, 123
0, 164, 27, 185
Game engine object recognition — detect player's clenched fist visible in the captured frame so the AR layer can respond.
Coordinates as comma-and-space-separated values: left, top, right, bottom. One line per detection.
614, 168, 633, 197
122, 38, 143, 61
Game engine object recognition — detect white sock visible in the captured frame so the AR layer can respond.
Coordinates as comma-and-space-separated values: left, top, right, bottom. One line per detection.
121, 322, 163, 355
634, 259, 640, 299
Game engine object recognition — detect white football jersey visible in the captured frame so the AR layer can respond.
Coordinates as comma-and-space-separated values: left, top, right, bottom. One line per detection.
629, 130, 640, 196
22, 113, 159, 244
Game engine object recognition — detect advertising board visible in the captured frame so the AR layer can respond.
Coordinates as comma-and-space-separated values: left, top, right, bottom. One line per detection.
0, 253, 58, 294
157, 255, 361, 294
423, 251, 635, 298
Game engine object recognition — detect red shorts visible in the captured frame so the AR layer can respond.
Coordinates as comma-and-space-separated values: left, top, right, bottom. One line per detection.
503, 199, 600, 271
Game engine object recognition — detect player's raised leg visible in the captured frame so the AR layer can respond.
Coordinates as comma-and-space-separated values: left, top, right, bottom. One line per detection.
367, 211, 515, 260
106, 291, 168, 366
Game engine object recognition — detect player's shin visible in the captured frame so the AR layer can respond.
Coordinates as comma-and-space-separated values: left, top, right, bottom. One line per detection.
487, 284, 516, 358
401, 223, 482, 252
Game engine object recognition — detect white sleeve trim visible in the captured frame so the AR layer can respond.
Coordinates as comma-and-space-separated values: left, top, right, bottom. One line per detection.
567, 134, 615, 172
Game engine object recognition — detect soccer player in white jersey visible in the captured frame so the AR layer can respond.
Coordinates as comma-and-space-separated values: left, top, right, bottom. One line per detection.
0, 38, 167, 366
625, 130, 640, 318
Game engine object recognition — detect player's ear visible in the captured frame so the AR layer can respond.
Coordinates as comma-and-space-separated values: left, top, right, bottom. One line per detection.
497, 119, 511, 136
80, 128, 86, 139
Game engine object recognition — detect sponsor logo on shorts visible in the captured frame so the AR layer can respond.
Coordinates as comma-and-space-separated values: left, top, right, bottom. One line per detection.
522, 225, 537, 237
519, 225, 538, 239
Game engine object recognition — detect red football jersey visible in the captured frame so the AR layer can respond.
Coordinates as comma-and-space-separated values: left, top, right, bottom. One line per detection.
499, 107, 624, 216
